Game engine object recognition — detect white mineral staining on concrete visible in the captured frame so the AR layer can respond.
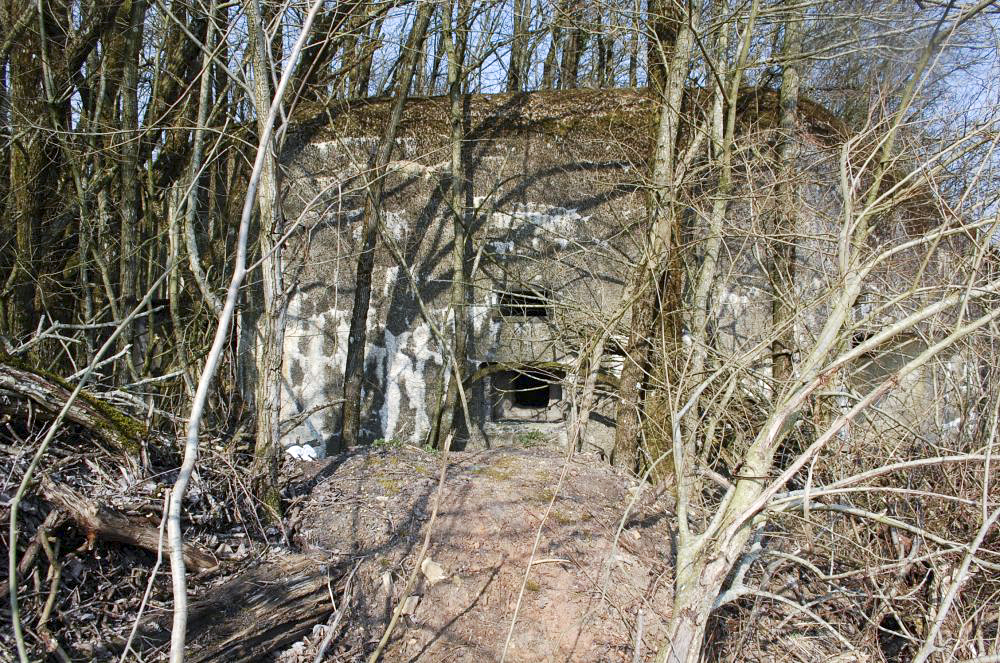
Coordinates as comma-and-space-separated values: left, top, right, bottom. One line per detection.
489, 240, 514, 254
281, 297, 351, 450
311, 137, 377, 157
370, 322, 443, 443
283, 292, 445, 448
387, 159, 449, 180
353, 209, 408, 241
492, 203, 588, 239
468, 303, 491, 334
473, 199, 587, 248
383, 266, 399, 297
719, 290, 750, 314
383, 210, 407, 240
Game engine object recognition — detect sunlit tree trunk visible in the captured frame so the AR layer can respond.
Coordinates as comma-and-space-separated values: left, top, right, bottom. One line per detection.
507, 0, 528, 92
433, 0, 469, 449
246, 0, 286, 516
339, 1, 434, 451
770, 1, 803, 388
613, 4, 696, 471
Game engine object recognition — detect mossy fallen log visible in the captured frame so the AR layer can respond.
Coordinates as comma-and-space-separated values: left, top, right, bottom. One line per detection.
0, 356, 146, 453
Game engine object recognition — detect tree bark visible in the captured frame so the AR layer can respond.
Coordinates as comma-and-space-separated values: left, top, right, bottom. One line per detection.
246, 0, 286, 516
117, 0, 148, 382
646, 0, 682, 96
338, 1, 434, 451
433, 0, 469, 449
613, 6, 697, 471
559, 12, 586, 89
770, 2, 803, 389
4, 0, 52, 340
124, 555, 340, 662
507, 0, 529, 92
0, 357, 146, 453
39, 477, 217, 570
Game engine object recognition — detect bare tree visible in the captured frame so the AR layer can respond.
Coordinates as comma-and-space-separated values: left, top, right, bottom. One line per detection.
339, 1, 436, 450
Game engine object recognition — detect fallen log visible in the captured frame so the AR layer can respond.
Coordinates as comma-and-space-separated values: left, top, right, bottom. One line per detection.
124, 554, 339, 662
0, 356, 146, 454
39, 477, 218, 571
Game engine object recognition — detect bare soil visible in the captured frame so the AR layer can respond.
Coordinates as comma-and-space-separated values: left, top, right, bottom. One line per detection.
282, 444, 675, 662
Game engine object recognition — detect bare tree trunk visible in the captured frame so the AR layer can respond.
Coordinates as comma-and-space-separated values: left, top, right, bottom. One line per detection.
507, 0, 528, 92
291, 0, 361, 102
541, 17, 562, 89
118, 0, 148, 381
352, 11, 385, 98
628, 8, 639, 87
433, 0, 469, 449
770, 1, 803, 388
246, 0, 286, 515
5, 0, 49, 340
338, 1, 434, 451
613, 6, 696, 471
569, 332, 608, 453
559, 3, 587, 90
645, 0, 681, 95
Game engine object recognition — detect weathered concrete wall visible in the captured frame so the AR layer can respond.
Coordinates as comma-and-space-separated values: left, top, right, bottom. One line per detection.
279, 90, 653, 454
275, 88, 973, 458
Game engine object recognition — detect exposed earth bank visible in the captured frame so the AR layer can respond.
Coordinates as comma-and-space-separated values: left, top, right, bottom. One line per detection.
279, 444, 675, 662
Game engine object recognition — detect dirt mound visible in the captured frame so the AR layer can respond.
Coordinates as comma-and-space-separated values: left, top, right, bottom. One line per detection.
284, 445, 675, 662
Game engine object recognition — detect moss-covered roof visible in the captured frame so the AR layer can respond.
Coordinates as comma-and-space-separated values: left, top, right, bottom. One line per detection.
285, 87, 847, 150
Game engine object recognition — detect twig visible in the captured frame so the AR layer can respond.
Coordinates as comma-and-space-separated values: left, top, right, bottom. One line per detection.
36, 533, 70, 663
912, 505, 1000, 663
633, 608, 645, 663
280, 400, 345, 436
726, 588, 855, 650
529, 558, 570, 566
313, 560, 361, 663
0, 510, 62, 600
66, 345, 130, 381
119, 490, 170, 663
8, 273, 170, 663
367, 434, 453, 663
166, 3, 326, 661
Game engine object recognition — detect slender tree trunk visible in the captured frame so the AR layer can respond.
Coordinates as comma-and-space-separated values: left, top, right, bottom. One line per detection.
433, 0, 469, 449
628, 9, 639, 87
338, 1, 434, 451
291, 0, 360, 102
559, 11, 586, 89
569, 331, 608, 453
118, 0, 148, 381
507, 0, 528, 92
770, 2, 803, 388
541, 18, 562, 89
353, 12, 385, 98
646, 0, 681, 95
5, 0, 52, 340
246, 0, 286, 515
613, 6, 697, 471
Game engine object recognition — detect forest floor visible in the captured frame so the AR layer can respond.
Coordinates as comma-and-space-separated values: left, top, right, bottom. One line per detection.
3, 437, 677, 662
278, 444, 675, 662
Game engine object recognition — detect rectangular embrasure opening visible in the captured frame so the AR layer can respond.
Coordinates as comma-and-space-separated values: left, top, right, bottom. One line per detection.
497, 289, 549, 317
488, 366, 564, 422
